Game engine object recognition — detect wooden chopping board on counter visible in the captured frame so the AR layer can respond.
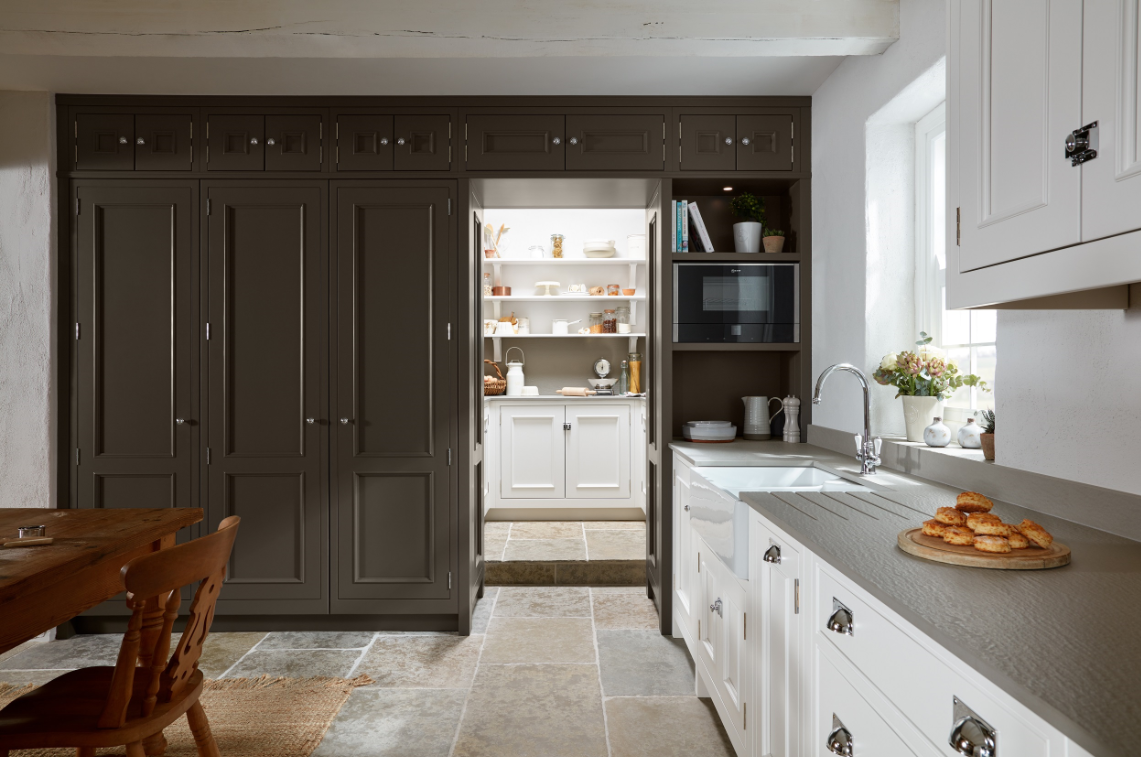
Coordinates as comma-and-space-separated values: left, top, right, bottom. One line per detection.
897, 528, 1071, 570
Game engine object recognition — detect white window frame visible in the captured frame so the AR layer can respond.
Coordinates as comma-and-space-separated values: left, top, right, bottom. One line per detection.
914, 102, 946, 343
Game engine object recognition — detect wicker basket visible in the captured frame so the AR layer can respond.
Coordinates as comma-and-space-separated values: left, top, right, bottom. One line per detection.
483, 359, 507, 396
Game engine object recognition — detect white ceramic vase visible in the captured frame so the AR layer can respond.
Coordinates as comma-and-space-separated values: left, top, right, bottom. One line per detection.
733, 222, 762, 253
901, 395, 943, 443
957, 418, 984, 449
923, 417, 952, 447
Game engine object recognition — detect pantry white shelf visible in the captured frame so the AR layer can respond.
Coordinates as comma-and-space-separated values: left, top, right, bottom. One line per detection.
484, 332, 644, 361
484, 295, 646, 302
482, 258, 646, 265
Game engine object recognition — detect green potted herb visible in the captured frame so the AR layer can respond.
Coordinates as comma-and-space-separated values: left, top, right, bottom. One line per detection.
729, 192, 765, 253
979, 409, 996, 461
763, 227, 785, 253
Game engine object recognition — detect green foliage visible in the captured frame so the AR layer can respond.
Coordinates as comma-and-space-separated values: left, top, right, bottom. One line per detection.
872, 333, 991, 401
980, 409, 996, 434
729, 192, 766, 224
764, 228, 784, 237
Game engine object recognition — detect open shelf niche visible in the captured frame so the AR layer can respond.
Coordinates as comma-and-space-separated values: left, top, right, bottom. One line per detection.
669, 177, 805, 255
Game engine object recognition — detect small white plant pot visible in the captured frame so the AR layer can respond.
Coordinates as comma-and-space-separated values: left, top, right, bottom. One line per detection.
732, 222, 762, 253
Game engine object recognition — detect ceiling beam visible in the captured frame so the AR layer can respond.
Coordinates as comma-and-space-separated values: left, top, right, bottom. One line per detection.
0, 0, 899, 59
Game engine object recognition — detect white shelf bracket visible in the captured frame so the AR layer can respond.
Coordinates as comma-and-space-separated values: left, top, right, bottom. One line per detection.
492, 336, 503, 362
628, 335, 639, 352
628, 263, 637, 290
492, 299, 501, 320
492, 260, 503, 286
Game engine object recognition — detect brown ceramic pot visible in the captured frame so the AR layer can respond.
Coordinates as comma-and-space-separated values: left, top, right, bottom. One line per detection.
980, 433, 995, 461
762, 235, 786, 253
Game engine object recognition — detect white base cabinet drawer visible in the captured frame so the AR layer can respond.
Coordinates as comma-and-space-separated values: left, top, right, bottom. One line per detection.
815, 642, 917, 757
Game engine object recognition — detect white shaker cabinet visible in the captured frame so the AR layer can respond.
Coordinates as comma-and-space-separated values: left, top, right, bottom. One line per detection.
566, 403, 631, 499
672, 454, 698, 643
696, 540, 749, 756
499, 403, 566, 499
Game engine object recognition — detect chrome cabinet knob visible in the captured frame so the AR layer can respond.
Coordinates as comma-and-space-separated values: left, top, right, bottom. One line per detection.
568, 136, 579, 146
763, 544, 782, 564
340, 418, 351, 424
709, 598, 723, 617
250, 137, 259, 145
827, 599, 855, 636
949, 699, 996, 757
136, 137, 146, 145
267, 137, 276, 146
724, 137, 734, 145
175, 418, 186, 425
683, 503, 690, 511
306, 418, 315, 424
827, 716, 854, 757
380, 137, 390, 146
118, 136, 128, 145
552, 137, 562, 145
397, 137, 406, 146
741, 137, 750, 146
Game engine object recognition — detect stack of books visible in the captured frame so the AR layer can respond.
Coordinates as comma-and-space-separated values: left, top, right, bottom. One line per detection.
670, 200, 714, 252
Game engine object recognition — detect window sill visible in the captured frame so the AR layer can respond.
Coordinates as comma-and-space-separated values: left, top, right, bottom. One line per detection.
877, 436, 991, 464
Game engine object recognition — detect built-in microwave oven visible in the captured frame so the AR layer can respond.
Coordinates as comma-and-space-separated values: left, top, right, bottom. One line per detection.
673, 263, 799, 343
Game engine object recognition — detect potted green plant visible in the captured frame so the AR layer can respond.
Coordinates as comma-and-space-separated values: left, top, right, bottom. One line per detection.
762, 227, 785, 253
979, 409, 996, 461
729, 192, 765, 253
873, 332, 990, 442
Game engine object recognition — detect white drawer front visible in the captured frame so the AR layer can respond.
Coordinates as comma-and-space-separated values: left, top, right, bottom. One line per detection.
815, 642, 916, 757
815, 564, 1050, 757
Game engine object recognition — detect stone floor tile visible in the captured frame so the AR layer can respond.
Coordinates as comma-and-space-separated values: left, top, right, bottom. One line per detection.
605, 696, 736, 757
311, 687, 467, 757
585, 529, 645, 560
510, 521, 584, 539
484, 522, 511, 539
503, 538, 587, 562
0, 669, 72, 687
355, 634, 483, 688
582, 521, 646, 530
256, 631, 374, 650
0, 634, 121, 670
471, 587, 499, 634
484, 533, 508, 562
481, 617, 595, 664
453, 663, 608, 757
0, 640, 36, 666
591, 588, 660, 630
597, 630, 695, 696
556, 561, 645, 586
184, 632, 267, 678
494, 587, 591, 618
485, 561, 557, 585
225, 648, 361, 679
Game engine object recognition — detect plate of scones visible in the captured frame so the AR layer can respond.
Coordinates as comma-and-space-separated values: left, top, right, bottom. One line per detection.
897, 491, 1070, 570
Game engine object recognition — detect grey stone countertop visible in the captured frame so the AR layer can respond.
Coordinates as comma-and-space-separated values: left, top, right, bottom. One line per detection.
670, 440, 1141, 757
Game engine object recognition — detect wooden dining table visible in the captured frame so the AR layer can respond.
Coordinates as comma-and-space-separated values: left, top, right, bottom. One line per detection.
0, 508, 202, 655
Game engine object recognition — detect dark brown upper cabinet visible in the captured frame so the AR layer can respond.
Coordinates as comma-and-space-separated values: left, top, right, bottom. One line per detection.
207, 115, 265, 171
205, 183, 329, 614
737, 114, 794, 171
394, 115, 451, 171
74, 182, 197, 513
337, 115, 394, 171
76, 114, 134, 170
134, 114, 193, 171
679, 115, 736, 172
566, 114, 665, 171
331, 183, 455, 613
466, 114, 565, 171
266, 115, 323, 172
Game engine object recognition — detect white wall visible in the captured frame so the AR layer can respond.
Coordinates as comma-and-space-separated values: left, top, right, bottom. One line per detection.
0, 91, 54, 508
811, 0, 946, 435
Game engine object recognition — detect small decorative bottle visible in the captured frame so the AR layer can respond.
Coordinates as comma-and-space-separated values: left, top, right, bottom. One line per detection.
783, 396, 801, 443
924, 417, 952, 447
483, 272, 493, 297
957, 417, 983, 449
617, 360, 630, 396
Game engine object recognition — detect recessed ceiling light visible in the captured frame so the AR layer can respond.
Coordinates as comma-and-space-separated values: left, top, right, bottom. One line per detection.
723, 186, 733, 192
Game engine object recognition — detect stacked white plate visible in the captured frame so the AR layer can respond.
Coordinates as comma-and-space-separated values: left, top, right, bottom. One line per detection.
682, 421, 737, 442
583, 239, 617, 258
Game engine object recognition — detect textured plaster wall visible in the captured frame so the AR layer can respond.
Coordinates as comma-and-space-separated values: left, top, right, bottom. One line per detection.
811, 0, 946, 435
0, 91, 54, 508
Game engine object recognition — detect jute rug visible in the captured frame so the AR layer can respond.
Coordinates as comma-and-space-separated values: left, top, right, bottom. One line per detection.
0, 674, 374, 757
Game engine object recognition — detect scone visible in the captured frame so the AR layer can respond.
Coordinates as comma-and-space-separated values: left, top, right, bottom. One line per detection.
973, 535, 1012, 554
942, 526, 975, 546
966, 512, 1001, 531
922, 519, 948, 537
1019, 519, 1054, 548
934, 507, 967, 526
972, 520, 1013, 537
956, 492, 995, 513
1007, 530, 1030, 549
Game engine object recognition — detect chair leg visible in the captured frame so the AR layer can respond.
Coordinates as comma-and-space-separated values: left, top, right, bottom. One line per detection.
144, 729, 169, 756
186, 700, 222, 757
126, 743, 146, 757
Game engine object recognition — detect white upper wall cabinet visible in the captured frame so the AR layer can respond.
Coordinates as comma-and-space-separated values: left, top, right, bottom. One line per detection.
948, 0, 1141, 307
956, 0, 1082, 272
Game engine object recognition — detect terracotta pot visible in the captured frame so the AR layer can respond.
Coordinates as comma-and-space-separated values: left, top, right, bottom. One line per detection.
901, 395, 943, 443
762, 235, 786, 253
980, 433, 995, 461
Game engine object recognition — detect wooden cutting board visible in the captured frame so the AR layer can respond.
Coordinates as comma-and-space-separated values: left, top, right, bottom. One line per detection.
897, 528, 1071, 570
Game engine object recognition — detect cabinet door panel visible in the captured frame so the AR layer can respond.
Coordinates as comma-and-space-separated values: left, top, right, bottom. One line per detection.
764, 536, 801, 757
207, 184, 327, 612
135, 114, 193, 171
466, 115, 565, 171
75, 183, 196, 513
394, 115, 451, 171
76, 114, 134, 170
680, 115, 735, 172
717, 574, 747, 737
1082, 0, 1141, 241
566, 403, 630, 499
566, 115, 664, 171
737, 114, 794, 171
500, 404, 565, 499
957, 0, 1082, 271
266, 115, 323, 172
207, 115, 265, 171
333, 184, 453, 606
337, 115, 394, 171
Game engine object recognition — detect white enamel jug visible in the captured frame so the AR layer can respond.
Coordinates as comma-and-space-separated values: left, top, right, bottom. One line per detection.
742, 396, 783, 440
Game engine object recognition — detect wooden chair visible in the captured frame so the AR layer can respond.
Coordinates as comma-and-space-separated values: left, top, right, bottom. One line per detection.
0, 516, 240, 757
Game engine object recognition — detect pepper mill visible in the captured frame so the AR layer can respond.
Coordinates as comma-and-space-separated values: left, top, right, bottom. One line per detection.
783, 396, 801, 443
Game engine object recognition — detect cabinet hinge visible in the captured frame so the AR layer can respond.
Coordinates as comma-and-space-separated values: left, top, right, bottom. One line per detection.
794, 578, 800, 614
75, 322, 80, 340
743, 702, 746, 729
697, 551, 700, 572
206, 448, 211, 465
743, 612, 747, 640
448, 198, 452, 216
448, 448, 452, 466
448, 571, 453, 589
447, 323, 452, 340
75, 448, 80, 466
956, 207, 960, 246
698, 619, 700, 637
76, 197, 80, 216
205, 322, 211, 341
207, 198, 211, 216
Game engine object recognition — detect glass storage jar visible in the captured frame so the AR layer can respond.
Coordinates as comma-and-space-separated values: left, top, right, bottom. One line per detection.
627, 351, 643, 393
607, 283, 621, 296
615, 305, 631, 334
589, 312, 604, 334
483, 272, 493, 297
602, 309, 617, 333
550, 233, 565, 259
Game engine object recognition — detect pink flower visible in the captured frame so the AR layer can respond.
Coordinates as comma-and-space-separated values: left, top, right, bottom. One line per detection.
927, 357, 946, 377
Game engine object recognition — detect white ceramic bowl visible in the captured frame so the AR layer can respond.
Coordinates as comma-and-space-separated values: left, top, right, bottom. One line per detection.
588, 378, 618, 389
583, 248, 617, 258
